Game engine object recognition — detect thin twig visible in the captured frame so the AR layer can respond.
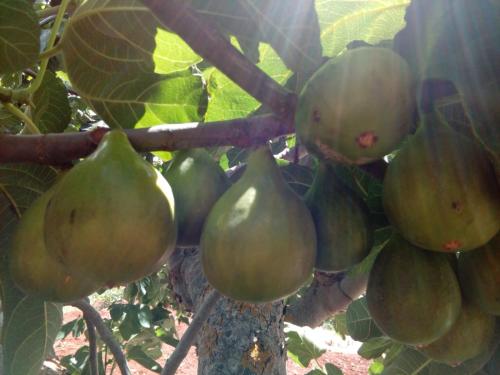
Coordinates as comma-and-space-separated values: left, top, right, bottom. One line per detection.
161, 290, 221, 375
0, 114, 294, 165
83, 314, 99, 375
141, 0, 295, 118
72, 300, 132, 375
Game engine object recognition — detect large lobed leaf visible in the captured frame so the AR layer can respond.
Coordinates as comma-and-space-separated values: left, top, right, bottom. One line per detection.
0, 0, 40, 74
60, 0, 204, 129
393, 0, 500, 159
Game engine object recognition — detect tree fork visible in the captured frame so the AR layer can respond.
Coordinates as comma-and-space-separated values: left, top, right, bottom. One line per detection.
141, 0, 296, 118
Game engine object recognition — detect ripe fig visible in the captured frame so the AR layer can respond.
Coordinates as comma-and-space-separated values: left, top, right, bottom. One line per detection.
163, 149, 229, 247
366, 235, 462, 345
419, 300, 496, 364
458, 233, 500, 315
200, 146, 316, 303
295, 47, 414, 165
305, 162, 373, 271
10, 186, 101, 302
383, 113, 500, 252
44, 130, 177, 285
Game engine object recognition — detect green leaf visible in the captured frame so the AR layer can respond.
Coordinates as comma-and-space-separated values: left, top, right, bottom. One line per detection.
0, 106, 22, 134
32, 70, 71, 134
0, 0, 40, 74
190, 0, 323, 73
1, 263, 62, 375
82, 70, 205, 129
394, 0, 500, 167
316, 0, 409, 58
382, 347, 432, 375
358, 337, 393, 359
325, 363, 343, 375
127, 346, 162, 373
0, 164, 60, 375
370, 361, 385, 375
0, 164, 58, 248
346, 297, 383, 342
279, 163, 314, 197
286, 325, 327, 368
61, 0, 200, 77
348, 227, 392, 277
306, 370, 326, 375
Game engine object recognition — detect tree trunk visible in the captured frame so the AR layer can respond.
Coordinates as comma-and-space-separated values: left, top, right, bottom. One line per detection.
168, 248, 287, 375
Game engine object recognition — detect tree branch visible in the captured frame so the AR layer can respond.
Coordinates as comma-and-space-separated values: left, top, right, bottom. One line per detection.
285, 272, 368, 328
83, 314, 99, 375
141, 0, 295, 118
161, 289, 221, 375
71, 300, 131, 375
0, 114, 293, 165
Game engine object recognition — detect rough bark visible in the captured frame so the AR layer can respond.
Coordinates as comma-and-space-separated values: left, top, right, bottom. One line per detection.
168, 248, 287, 375
285, 272, 368, 328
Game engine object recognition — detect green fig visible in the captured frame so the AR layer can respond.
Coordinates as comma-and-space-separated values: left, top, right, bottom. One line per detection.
44, 130, 177, 285
9, 185, 101, 302
295, 47, 414, 165
200, 146, 316, 303
383, 114, 500, 252
163, 149, 229, 247
458, 232, 500, 315
419, 300, 496, 364
305, 162, 373, 271
366, 235, 462, 345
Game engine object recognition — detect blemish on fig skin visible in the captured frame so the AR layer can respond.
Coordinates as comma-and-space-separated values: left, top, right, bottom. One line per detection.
356, 131, 378, 149
443, 240, 462, 252
312, 109, 321, 123
69, 209, 76, 224
451, 201, 463, 213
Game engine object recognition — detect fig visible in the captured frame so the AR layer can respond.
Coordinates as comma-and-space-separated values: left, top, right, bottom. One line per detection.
295, 47, 414, 165
9, 185, 101, 302
383, 113, 500, 252
44, 130, 176, 285
200, 146, 316, 303
458, 232, 500, 315
419, 300, 496, 364
305, 162, 373, 271
163, 149, 229, 246
366, 235, 462, 345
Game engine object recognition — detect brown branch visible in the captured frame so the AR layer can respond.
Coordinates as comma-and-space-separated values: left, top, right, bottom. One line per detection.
161, 289, 221, 375
141, 0, 295, 118
72, 300, 131, 375
83, 314, 99, 375
0, 114, 293, 165
285, 272, 368, 328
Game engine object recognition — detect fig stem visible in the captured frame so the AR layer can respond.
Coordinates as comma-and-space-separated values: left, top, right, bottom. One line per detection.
161, 289, 221, 375
83, 314, 99, 375
72, 299, 132, 375
141, 0, 295, 118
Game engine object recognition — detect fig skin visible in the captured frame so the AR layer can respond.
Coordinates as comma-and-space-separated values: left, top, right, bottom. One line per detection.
458, 233, 500, 315
296, 47, 414, 165
200, 146, 316, 303
305, 162, 373, 272
163, 149, 229, 247
366, 235, 462, 345
10, 185, 101, 302
44, 130, 177, 285
383, 115, 500, 252
419, 301, 496, 364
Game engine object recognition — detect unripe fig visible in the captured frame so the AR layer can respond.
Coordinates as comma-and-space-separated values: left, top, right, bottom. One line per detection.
296, 47, 414, 165
44, 130, 177, 285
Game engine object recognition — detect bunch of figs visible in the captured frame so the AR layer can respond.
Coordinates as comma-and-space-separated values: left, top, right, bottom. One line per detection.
8, 45, 499, 365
